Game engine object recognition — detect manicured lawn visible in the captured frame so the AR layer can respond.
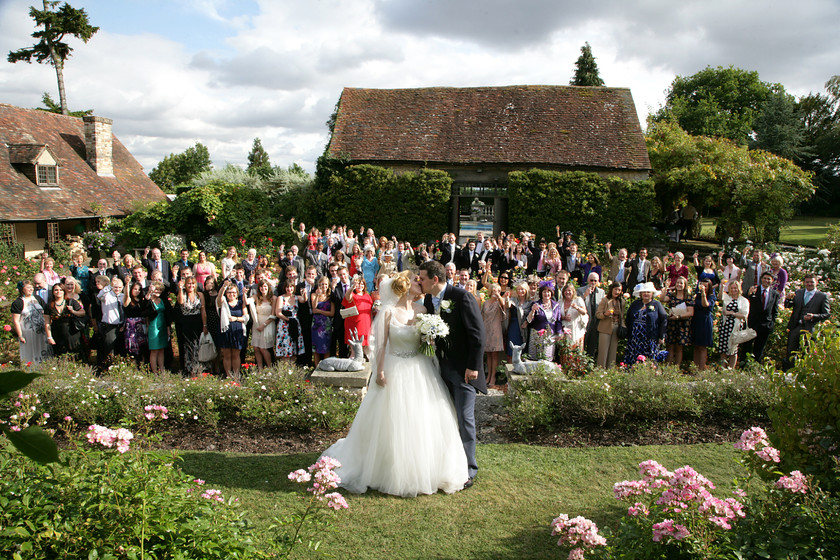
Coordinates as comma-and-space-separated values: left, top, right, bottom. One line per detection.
179, 442, 742, 559
699, 217, 835, 247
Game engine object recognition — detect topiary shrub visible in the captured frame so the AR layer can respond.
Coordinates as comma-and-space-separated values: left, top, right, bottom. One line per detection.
769, 324, 840, 490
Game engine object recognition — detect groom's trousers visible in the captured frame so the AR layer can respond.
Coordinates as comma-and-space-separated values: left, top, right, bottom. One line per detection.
441, 367, 478, 479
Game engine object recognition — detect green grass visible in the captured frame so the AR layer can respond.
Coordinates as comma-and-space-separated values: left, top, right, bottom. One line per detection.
178, 443, 742, 559
699, 217, 835, 247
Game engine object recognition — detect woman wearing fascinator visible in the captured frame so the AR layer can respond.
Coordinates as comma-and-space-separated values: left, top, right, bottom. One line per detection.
622, 281, 668, 367
320, 272, 468, 497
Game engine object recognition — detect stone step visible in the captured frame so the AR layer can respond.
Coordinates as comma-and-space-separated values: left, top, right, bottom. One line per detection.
309, 362, 372, 389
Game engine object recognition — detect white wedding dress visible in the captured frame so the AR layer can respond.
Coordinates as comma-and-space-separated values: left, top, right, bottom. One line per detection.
322, 317, 468, 497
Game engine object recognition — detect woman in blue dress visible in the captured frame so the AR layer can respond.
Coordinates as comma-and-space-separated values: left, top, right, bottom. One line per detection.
622, 282, 668, 367
691, 278, 715, 370
693, 252, 721, 296
216, 279, 249, 381
360, 246, 380, 294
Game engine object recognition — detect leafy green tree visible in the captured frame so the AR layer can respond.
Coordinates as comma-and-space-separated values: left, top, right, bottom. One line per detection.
8, 1, 99, 116
569, 42, 605, 87
646, 121, 815, 242
798, 75, 840, 212
37, 91, 91, 117
149, 143, 212, 193
751, 89, 810, 162
653, 66, 774, 145
246, 137, 271, 178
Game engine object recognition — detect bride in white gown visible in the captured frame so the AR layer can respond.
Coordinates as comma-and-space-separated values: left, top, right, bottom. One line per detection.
322, 272, 468, 497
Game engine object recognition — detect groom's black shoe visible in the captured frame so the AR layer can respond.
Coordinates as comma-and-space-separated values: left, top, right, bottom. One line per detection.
463, 477, 475, 490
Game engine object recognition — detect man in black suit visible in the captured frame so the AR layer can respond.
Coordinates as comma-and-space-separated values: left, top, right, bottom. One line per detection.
438, 233, 460, 268
330, 265, 351, 358
742, 271, 781, 363
418, 260, 486, 489
142, 248, 171, 284
784, 273, 831, 370
456, 240, 477, 273
88, 258, 113, 297
295, 265, 319, 367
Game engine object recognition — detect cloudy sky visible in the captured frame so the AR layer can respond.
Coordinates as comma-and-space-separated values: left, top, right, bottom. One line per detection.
1, 0, 838, 174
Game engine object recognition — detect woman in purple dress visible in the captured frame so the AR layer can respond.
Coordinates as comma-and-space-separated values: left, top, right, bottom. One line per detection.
310, 276, 335, 367
524, 281, 563, 360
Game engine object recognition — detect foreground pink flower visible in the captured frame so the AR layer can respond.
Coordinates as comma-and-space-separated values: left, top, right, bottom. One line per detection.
551, 514, 607, 554
325, 492, 349, 510
776, 471, 808, 494
86, 424, 134, 453
756, 446, 781, 463
652, 519, 690, 542
734, 427, 769, 451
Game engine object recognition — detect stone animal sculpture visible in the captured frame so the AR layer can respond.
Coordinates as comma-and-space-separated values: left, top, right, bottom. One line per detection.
317, 330, 365, 372
509, 341, 559, 374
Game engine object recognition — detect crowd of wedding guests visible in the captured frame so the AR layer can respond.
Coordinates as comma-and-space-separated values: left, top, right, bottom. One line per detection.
11, 219, 831, 379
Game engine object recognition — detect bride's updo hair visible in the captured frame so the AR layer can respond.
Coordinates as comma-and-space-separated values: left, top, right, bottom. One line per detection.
390, 271, 412, 298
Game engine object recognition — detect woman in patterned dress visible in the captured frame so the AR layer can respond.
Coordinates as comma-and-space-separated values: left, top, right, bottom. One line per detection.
662, 276, 694, 367
718, 281, 750, 369
274, 279, 306, 361
622, 282, 668, 367
11, 280, 53, 364
176, 277, 205, 375
525, 282, 563, 361
123, 281, 150, 365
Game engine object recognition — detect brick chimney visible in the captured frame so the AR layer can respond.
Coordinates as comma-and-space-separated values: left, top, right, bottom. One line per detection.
83, 115, 114, 177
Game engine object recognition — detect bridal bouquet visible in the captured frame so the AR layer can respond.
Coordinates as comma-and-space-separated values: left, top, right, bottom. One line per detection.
415, 313, 450, 357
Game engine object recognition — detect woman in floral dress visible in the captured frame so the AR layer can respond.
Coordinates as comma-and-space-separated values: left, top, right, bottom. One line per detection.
662, 276, 693, 366
11, 280, 53, 364
622, 282, 668, 367
274, 279, 305, 361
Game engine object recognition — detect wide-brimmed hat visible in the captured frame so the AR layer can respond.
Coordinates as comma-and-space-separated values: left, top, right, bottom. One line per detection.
633, 281, 660, 297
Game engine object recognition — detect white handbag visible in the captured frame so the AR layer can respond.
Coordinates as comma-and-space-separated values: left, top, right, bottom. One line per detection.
198, 332, 217, 362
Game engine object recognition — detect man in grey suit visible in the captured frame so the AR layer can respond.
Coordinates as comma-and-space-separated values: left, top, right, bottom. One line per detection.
784, 273, 830, 371
577, 272, 604, 358
740, 248, 766, 291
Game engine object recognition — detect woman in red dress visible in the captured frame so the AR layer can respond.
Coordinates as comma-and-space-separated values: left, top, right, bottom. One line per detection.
343, 274, 373, 360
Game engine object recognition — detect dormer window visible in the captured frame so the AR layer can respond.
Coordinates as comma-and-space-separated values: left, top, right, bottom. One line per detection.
37, 164, 58, 186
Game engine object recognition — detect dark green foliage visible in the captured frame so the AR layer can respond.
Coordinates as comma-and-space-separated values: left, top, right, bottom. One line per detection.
751, 89, 810, 161
799, 75, 840, 214
117, 199, 175, 248
570, 42, 605, 87
149, 142, 213, 193
320, 164, 451, 243
507, 169, 656, 248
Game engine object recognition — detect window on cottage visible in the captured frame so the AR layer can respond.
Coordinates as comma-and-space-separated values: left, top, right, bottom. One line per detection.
37, 164, 58, 186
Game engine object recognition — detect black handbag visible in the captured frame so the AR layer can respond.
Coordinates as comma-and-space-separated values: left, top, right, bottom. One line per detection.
617, 325, 628, 339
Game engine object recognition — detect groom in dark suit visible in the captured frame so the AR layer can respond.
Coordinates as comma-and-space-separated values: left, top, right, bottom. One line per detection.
741, 271, 781, 363
418, 260, 486, 488
784, 273, 830, 371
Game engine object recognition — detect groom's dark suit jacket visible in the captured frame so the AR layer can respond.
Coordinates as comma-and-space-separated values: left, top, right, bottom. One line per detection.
424, 285, 487, 394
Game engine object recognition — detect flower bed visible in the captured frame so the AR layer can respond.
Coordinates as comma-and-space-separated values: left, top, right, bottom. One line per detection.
28, 358, 361, 434
506, 362, 776, 438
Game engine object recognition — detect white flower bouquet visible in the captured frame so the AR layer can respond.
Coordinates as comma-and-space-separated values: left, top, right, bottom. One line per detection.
415, 313, 450, 356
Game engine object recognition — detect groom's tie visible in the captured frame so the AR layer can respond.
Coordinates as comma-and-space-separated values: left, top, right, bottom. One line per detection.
431, 295, 441, 314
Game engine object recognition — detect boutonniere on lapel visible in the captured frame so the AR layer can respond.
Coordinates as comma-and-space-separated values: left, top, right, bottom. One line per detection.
647, 304, 655, 312
440, 300, 454, 314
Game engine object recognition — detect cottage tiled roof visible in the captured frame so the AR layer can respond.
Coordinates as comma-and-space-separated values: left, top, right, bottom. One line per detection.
0, 104, 166, 221
328, 85, 651, 171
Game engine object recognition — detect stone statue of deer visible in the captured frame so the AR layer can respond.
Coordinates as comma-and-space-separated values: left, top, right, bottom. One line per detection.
317, 330, 365, 372
509, 341, 559, 375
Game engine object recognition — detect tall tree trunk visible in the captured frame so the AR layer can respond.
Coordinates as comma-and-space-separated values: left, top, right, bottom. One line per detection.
53, 58, 68, 115
43, 0, 68, 115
